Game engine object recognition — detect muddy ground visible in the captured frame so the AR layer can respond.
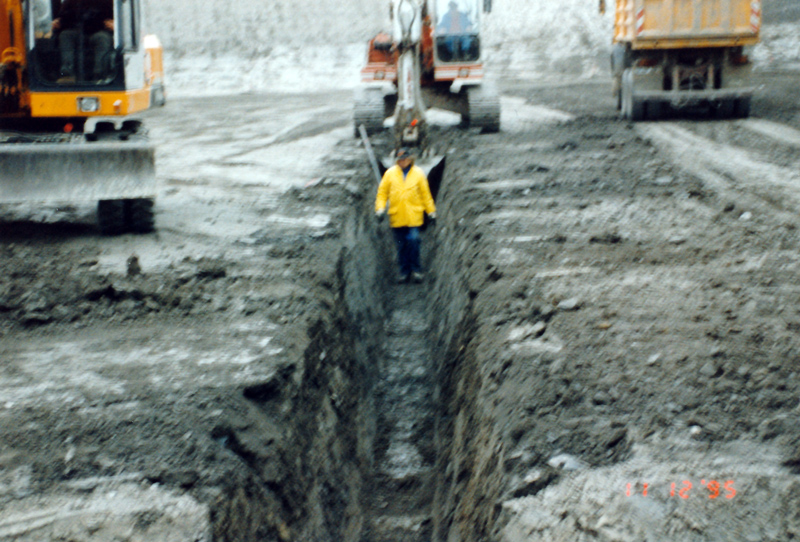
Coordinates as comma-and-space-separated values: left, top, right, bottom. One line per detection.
3, 17, 800, 542
429, 70, 800, 541
0, 92, 389, 540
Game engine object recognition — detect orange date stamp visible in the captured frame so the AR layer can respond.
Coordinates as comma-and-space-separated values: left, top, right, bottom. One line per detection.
626, 480, 736, 500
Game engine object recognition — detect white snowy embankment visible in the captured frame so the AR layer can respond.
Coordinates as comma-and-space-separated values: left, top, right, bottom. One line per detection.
164, 44, 365, 98
160, 0, 612, 97
158, 0, 795, 98
754, 23, 800, 70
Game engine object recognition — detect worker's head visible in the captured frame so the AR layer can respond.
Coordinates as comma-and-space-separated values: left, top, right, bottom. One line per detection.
396, 147, 415, 167
448, 1, 459, 12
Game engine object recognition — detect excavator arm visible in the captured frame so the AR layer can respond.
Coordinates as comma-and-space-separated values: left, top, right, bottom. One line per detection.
391, 0, 430, 151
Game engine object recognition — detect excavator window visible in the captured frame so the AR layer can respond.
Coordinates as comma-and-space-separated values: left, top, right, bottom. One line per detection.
30, 0, 55, 37
26, 0, 121, 87
435, 33, 479, 62
434, 0, 481, 63
435, 0, 479, 34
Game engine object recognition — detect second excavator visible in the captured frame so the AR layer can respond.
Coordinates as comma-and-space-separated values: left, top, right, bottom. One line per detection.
355, 0, 500, 152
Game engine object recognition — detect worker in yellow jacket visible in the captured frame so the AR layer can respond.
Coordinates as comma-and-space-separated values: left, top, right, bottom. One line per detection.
375, 148, 437, 283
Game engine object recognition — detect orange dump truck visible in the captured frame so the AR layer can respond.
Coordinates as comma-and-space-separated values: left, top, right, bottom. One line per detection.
604, 0, 761, 120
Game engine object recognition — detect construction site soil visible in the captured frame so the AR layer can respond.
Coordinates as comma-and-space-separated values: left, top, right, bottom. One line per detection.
2, 50, 800, 542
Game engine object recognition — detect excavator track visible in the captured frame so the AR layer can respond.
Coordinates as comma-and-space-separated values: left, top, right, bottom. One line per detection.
467, 84, 501, 133
98, 197, 155, 235
354, 88, 387, 137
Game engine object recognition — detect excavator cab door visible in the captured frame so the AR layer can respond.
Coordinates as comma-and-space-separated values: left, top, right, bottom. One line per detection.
118, 0, 144, 90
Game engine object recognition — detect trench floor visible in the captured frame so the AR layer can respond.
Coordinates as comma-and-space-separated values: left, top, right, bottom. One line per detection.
362, 280, 437, 542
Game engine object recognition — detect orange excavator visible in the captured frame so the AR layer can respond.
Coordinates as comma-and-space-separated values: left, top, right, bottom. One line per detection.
355, 0, 500, 152
0, 0, 165, 234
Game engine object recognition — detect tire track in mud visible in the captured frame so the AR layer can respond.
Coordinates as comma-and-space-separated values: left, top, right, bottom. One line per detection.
362, 281, 436, 542
739, 118, 800, 148
637, 122, 800, 218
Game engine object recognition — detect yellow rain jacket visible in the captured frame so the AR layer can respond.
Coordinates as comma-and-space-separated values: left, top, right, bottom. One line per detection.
375, 165, 436, 228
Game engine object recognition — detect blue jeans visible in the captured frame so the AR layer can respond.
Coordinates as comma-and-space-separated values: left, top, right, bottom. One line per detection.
392, 227, 421, 276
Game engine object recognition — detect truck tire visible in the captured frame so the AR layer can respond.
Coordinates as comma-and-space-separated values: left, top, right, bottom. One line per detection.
630, 98, 645, 121
98, 200, 126, 235
715, 99, 735, 119
126, 198, 155, 234
621, 70, 645, 121
644, 101, 662, 121
354, 89, 386, 138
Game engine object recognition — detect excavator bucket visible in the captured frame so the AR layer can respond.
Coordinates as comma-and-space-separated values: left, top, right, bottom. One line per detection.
0, 142, 156, 203
421, 155, 446, 201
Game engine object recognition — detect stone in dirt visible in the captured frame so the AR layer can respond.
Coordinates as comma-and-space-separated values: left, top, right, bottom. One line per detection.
546, 454, 589, 471
127, 254, 142, 276
557, 298, 581, 311
700, 360, 722, 378
509, 468, 559, 498
654, 175, 674, 186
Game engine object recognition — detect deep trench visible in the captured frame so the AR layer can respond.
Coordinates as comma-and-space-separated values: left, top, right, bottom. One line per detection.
351, 153, 485, 542
337, 156, 490, 542
360, 263, 438, 541
209, 146, 491, 541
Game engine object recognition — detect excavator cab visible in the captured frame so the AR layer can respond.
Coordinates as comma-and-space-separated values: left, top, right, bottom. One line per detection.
355, 0, 499, 140
432, 0, 481, 63
24, 0, 152, 101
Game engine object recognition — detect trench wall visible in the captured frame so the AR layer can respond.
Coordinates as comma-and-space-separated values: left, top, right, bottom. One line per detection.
208, 168, 394, 540
280, 184, 394, 540
427, 168, 510, 541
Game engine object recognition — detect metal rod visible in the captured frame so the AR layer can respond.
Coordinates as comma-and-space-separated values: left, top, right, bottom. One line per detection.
359, 124, 384, 184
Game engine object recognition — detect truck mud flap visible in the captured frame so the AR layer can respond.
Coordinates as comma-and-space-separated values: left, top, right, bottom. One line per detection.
0, 142, 156, 203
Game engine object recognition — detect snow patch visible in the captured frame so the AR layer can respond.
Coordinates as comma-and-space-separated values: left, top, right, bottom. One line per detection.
501, 97, 574, 132
754, 23, 800, 70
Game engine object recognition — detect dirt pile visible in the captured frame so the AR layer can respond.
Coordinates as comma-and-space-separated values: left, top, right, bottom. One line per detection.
0, 483, 210, 542
0, 247, 236, 329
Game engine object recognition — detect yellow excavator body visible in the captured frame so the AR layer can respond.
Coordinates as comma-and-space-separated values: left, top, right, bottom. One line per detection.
0, 0, 166, 234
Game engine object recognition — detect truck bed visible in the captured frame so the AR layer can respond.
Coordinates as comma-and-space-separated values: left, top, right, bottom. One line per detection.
615, 0, 761, 49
